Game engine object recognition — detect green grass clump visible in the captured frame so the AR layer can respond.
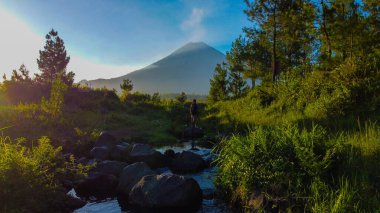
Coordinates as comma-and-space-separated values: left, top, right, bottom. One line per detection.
214, 123, 380, 212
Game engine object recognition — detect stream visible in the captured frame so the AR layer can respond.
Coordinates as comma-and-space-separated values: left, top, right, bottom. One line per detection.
73, 142, 231, 213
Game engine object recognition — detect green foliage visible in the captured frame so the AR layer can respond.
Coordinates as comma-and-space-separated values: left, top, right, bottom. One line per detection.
175, 92, 187, 104
124, 91, 151, 104
35, 29, 74, 85
214, 125, 336, 209
10, 64, 33, 83
120, 78, 133, 92
209, 58, 380, 128
41, 76, 68, 119
228, 69, 249, 99
0, 135, 89, 212
310, 178, 359, 213
209, 62, 229, 102
120, 78, 134, 102
151, 92, 161, 103
214, 123, 380, 211
72, 127, 101, 156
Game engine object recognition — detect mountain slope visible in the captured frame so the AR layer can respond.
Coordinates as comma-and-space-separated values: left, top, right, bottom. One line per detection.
86, 42, 225, 94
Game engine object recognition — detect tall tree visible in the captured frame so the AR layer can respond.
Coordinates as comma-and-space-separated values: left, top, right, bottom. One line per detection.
36, 29, 74, 85
317, 0, 368, 68
245, 0, 281, 82
228, 68, 248, 99
245, 0, 316, 80
242, 31, 272, 86
209, 62, 229, 102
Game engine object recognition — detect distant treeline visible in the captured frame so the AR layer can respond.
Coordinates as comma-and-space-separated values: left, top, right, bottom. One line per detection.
160, 93, 207, 101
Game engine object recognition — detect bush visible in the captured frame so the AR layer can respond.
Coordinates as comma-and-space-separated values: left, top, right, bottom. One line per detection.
0, 135, 89, 212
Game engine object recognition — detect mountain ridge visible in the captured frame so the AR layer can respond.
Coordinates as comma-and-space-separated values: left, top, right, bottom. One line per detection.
84, 42, 226, 94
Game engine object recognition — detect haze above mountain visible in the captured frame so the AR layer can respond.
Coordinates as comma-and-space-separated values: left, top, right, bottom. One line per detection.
83, 42, 226, 95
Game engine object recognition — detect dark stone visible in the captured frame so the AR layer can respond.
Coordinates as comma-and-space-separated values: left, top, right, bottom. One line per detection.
170, 151, 206, 173
164, 149, 176, 159
92, 160, 128, 177
128, 143, 167, 168
202, 188, 216, 200
110, 144, 131, 161
94, 131, 118, 148
63, 195, 86, 212
90, 146, 110, 160
117, 162, 156, 196
75, 173, 118, 198
128, 174, 202, 211
183, 127, 204, 139
129, 143, 155, 156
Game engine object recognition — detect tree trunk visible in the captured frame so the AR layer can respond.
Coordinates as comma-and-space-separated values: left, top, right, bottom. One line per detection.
272, 1, 279, 82
321, 0, 332, 59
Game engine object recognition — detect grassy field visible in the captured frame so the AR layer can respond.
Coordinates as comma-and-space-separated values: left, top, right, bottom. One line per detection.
206, 61, 380, 212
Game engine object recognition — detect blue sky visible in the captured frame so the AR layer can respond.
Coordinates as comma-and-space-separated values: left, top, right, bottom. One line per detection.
0, 0, 249, 80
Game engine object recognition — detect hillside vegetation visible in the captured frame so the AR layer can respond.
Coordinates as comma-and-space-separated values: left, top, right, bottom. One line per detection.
206, 0, 380, 212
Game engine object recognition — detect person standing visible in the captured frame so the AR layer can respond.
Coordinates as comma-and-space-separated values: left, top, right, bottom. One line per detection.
190, 99, 198, 128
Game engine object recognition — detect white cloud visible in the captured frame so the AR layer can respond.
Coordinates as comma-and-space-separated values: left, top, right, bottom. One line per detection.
0, 7, 141, 82
181, 8, 206, 41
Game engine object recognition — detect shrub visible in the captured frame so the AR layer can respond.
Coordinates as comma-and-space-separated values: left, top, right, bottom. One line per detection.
0, 135, 89, 212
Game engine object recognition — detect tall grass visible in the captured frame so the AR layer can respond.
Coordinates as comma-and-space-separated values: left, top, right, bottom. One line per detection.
214, 122, 380, 212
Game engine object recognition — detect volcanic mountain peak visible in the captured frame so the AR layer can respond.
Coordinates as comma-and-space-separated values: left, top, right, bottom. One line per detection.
87, 42, 226, 94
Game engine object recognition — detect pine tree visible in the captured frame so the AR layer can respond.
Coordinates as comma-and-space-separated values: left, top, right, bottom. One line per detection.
209, 62, 229, 102
36, 29, 74, 85
10, 64, 32, 83
244, 0, 316, 80
317, 0, 367, 67
120, 79, 133, 94
120, 78, 133, 102
245, 0, 281, 81
242, 32, 272, 86
228, 68, 248, 99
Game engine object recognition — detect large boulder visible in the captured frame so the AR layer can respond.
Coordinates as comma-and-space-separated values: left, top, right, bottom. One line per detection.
110, 144, 131, 161
94, 131, 118, 148
75, 173, 118, 198
164, 149, 176, 159
183, 127, 204, 139
117, 162, 156, 196
129, 143, 154, 156
92, 160, 128, 177
128, 174, 202, 211
170, 151, 206, 173
90, 146, 110, 160
62, 195, 86, 212
128, 143, 167, 168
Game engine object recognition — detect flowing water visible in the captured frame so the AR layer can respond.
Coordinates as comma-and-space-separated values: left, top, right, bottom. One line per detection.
74, 142, 231, 213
